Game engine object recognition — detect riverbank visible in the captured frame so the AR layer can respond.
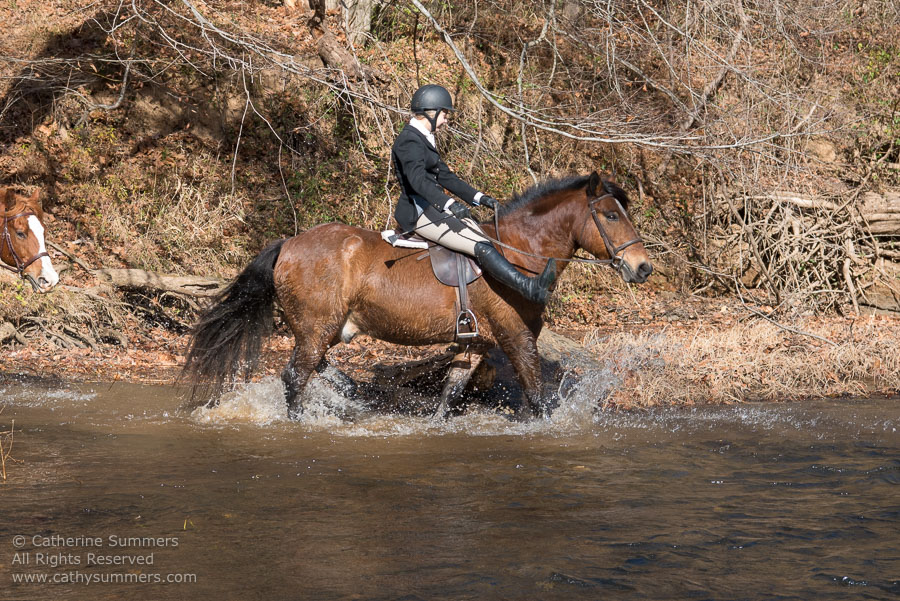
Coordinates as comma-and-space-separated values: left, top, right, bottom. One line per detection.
2, 294, 897, 409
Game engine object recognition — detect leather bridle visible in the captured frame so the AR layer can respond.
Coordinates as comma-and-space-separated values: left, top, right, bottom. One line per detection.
587, 192, 643, 270
488, 191, 645, 269
1, 209, 49, 290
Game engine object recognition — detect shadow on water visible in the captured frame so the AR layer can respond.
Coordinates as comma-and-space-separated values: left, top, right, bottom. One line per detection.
0, 371, 897, 601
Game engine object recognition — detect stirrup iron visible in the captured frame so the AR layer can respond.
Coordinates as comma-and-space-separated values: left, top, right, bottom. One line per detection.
455, 309, 479, 340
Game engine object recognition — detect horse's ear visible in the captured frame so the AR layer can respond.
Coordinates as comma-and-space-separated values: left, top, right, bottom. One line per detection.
28, 189, 40, 208
0, 188, 9, 210
587, 171, 601, 197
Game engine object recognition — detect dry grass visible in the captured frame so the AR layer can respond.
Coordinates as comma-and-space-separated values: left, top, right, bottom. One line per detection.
585, 316, 900, 408
0, 406, 17, 482
97, 178, 248, 275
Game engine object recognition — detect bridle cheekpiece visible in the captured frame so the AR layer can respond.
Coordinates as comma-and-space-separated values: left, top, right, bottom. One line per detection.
1, 207, 49, 290
587, 192, 643, 270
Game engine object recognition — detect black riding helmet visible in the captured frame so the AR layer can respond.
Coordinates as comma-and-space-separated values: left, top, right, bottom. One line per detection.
411, 84, 454, 132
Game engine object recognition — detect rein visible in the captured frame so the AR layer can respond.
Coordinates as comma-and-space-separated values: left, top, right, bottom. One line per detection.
1, 209, 49, 287
488, 192, 644, 268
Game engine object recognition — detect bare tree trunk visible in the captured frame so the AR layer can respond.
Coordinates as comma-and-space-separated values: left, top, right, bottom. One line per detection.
308, 0, 327, 30
308, 0, 382, 80
343, 0, 376, 46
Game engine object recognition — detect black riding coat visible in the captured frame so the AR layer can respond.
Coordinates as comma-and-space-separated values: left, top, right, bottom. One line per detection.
391, 123, 479, 230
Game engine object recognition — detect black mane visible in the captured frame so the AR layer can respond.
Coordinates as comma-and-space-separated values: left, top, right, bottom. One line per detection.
498, 175, 590, 217
600, 179, 630, 209
498, 174, 629, 217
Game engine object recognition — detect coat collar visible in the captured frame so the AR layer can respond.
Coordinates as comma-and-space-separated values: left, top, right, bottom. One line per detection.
408, 118, 436, 148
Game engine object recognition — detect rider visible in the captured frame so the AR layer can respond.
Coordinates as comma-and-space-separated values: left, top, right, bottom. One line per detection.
391, 84, 556, 305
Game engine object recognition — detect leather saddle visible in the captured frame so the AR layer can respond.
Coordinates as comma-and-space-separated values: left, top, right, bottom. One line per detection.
382, 229, 481, 286
426, 244, 482, 287
383, 230, 482, 339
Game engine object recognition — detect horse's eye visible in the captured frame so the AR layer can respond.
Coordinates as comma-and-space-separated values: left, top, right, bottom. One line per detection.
16, 231, 26, 239
605, 212, 619, 221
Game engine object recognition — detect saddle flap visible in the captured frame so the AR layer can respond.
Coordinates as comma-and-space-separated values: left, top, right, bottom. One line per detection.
429, 245, 482, 287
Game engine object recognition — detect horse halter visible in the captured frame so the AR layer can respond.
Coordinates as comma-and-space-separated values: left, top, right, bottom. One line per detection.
587, 192, 643, 269
1, 208, 50, 289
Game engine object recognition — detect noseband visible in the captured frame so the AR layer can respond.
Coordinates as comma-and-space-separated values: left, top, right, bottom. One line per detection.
1, 209, 50, 287
587, 192, 643, 269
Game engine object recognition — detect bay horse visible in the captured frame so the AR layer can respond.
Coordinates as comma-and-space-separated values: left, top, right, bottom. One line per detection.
183, 172, 652, 418
0, 188, 59, 293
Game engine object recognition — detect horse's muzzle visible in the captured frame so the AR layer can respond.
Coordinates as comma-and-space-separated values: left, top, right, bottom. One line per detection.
27, 267, 59, 293
621, 260, 653, 284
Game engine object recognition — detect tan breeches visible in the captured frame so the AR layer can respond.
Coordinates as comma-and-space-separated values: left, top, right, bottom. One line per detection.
414, 213, 491, 256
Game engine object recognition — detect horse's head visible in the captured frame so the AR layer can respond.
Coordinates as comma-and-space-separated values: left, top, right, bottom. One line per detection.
0, 188, 59, 293
577, 172, 652, 284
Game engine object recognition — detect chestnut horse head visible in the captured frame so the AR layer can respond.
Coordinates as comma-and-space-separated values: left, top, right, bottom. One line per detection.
0, 188, 59, 293
184, 172, 651, 418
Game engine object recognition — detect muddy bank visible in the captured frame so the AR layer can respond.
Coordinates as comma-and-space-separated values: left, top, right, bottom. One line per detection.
2, 300, 897, 410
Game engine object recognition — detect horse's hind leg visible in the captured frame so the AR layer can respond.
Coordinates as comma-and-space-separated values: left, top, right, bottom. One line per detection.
281, 331, 338, 418
281, 347, 305, 414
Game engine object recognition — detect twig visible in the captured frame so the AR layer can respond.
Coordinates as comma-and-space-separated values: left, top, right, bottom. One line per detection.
736, 285, 838, 347
48, 241, 94, 273
231, 66, 251, 196
723, 193, 781, 305
843, 257, 860, 315
517, 5, 552, 183
0, 409, 14, 482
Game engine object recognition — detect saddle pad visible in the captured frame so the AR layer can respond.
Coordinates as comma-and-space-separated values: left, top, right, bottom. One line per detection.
381, 229, 429, 249
429, 244, 482, 287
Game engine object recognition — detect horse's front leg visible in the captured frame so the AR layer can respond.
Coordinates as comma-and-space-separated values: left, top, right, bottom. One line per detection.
495, 327, 545, 418
434, 349, 485, 419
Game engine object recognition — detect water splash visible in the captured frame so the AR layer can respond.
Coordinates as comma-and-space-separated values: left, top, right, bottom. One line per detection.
0, 385, 97, 409
554, 367, 621, 426
193, 378, 289, 425
185, 356, 898, 439
188, 367, 625, 436
192, 375, 370, 429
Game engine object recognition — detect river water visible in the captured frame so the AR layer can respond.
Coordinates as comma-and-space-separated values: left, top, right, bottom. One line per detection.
0, 375, 897, 600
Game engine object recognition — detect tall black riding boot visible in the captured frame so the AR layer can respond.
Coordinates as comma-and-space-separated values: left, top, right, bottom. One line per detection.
474, 242, 557, 305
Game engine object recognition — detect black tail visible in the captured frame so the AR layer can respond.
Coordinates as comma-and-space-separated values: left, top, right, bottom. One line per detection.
182, 239, 286, 400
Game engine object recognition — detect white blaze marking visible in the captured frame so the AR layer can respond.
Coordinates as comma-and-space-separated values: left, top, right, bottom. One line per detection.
27, 215, 59, 289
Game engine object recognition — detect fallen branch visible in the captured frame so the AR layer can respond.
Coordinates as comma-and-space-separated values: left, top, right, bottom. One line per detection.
761, 193, 840, 211
94, 268, 226, 298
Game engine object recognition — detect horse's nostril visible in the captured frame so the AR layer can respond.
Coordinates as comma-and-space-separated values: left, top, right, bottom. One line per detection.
638, 262, 653, 278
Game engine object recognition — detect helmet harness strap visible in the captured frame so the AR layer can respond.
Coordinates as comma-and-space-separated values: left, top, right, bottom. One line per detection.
421, 109, 441, 134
